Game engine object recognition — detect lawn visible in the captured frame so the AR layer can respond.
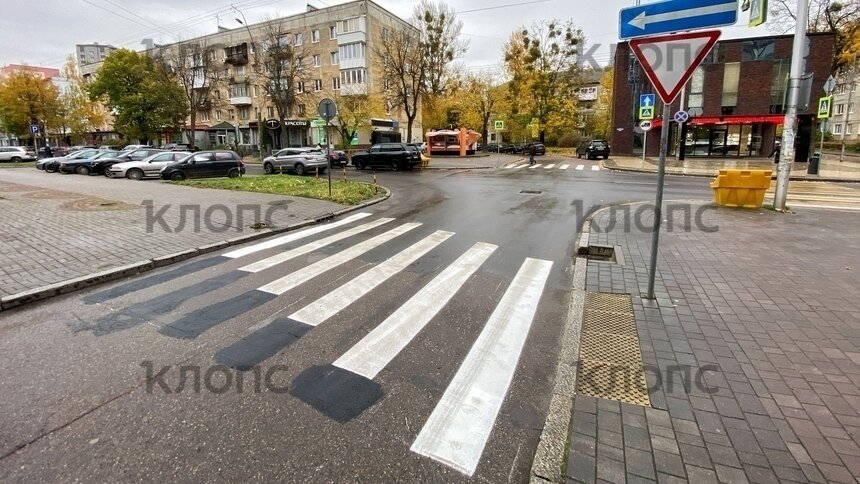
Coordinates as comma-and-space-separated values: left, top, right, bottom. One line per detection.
173, 175, 382, 205
0, 162, 36, 169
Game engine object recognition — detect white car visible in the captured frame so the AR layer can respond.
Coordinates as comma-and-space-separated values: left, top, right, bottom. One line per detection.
109, 151, 191, 180
0, 146, 36, 162
262, 147, 329, 175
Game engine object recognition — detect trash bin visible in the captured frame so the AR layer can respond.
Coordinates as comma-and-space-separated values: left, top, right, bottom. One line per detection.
807, 152, 820, 175
710, 169, 772, 208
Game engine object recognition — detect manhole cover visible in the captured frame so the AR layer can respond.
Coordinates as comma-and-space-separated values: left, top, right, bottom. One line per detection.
22, 189, 79, 200
520, 190, 542, 194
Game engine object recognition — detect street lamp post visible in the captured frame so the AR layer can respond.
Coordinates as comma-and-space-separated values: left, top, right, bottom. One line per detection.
235, 12, 265, 159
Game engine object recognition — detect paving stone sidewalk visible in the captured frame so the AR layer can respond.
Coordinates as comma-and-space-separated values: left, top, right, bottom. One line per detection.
606, 156, 860, 181
566, 202, 860, 483
0, 170, 349, 298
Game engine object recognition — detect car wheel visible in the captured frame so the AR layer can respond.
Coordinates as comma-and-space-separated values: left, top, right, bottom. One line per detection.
11, 156, 21, 163
264, 162, 274, 174
227, 168, 241, 178
603, 155, 609, 160
45, 165, 57, 173
577, 153, 582, 159
127, 169, 144, 180
356, 162, 365, 170
294, 163, 306, 175
389, 161, 399, 171
170, 172, 186, 181
75, 165, 90, 175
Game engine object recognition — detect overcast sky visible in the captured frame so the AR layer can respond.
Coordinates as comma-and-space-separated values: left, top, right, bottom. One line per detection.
1, 0, 770, 72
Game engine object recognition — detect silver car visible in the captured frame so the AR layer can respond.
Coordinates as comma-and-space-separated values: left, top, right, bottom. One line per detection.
109, 151, 191, 180
0, 146, 36, 162
262, 147, 329, 175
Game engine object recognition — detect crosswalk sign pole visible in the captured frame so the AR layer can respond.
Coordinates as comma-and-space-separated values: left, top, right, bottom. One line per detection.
646, 103, 672, 300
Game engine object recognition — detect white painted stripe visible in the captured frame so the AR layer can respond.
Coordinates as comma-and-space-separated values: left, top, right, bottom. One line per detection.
333, 242, 497, 379
591, 165, 600, 171
290, 230, 454, 326
513, 164, 527, 170
559, 164, 570, 170
224, 212, 372, 259
528, 164, 540, 169
410, 258, 553, 476
575, 164, 585, 171
258, 222, 421, 295
503, 163, 521, 169
543, 164, 556, 169
239, 218, 394, 273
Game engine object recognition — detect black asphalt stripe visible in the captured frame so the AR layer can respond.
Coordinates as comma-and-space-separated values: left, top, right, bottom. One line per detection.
82, 256, 228, 304
289, 364, 383, 423
159, 290, 277, 340
215, 317, 312, 371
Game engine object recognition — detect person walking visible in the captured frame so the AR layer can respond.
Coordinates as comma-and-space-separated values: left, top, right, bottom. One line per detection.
43, 144, 53, 158
529, 143, 536, 165
769, 138, 781, 163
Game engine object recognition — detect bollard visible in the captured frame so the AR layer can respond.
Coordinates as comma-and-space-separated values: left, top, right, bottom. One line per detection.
315, 166, 319, 179
279, 165, 283, 175
343, 167, 347, 182
373, 172, 378, 194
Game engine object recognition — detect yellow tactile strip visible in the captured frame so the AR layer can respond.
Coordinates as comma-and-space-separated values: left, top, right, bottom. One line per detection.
576, 292, 650, 406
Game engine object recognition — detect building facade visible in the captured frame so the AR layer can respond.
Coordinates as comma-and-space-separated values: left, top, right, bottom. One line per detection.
153, 0, 422, 151
76, 43, 118, 78
830, 61, 859, 142
610, 32, 835, 160
575, 69, 606, 137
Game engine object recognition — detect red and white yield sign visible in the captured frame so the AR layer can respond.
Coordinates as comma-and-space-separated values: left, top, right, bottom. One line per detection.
630, 30, 720, 104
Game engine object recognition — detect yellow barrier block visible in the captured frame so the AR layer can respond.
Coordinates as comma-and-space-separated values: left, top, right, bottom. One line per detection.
710, 169, 772, 208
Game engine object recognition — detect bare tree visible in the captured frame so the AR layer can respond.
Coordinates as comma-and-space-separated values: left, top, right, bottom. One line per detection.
375, 26, 425, 142
257, 16, 313, 148
412, 0, 469, 98
769, 0, 860, 70
157, 40, 226, 148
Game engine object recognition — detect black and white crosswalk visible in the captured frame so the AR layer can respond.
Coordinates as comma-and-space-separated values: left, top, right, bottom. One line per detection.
79, 211, 559, 478
500, 160, 602, 172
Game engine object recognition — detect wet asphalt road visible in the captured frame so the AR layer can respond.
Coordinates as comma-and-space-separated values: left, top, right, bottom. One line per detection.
0, 156, 713, 482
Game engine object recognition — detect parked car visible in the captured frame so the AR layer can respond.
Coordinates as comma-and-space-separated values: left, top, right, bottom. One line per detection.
39, 146, 69, 158
327, 150, 349, 167
0, 146, 37, 163
263, 147, 328, 175
109, 151, 192, 180
576, 139, 611, 160
160, 150, 245, 181
525, 142, 546, 156
39, 149, 103, 172
58, 150, 124, 175
123, 144, 152, 151
351, 143, 421, 171
68, 145, 98, 153
161, 143, 196, 151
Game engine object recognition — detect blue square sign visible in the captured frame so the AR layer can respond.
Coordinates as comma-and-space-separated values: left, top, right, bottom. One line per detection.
640, 94, 656, 108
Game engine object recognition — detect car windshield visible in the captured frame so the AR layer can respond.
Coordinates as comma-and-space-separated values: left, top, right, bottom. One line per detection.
94, 151, 120, 159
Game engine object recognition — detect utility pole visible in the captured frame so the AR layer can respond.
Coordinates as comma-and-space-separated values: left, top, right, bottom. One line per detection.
840, 54, 858, 162
773, 0, 809, 211
235, 10, 264, 159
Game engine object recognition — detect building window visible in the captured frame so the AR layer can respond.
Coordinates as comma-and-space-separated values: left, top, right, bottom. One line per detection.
297, 81, 304, 93
770, 59, 789, 114
313, 55, 321, 67
229, 83, 248, 97
267, 106, 274, 117
332, 77, 341, 90
847, 124, 854, 136
383, 27, 389, 41
278, 34, 291, 46
721, 62, 740, 112
216, 110, 223, 121
338, 17, 361, 34
837, 104, 845, 115
313, 79, 322, 91
298, 104, 306, 116
687, 67, 704, 109
200, 111, 210, 122
331, 51, 339, 65
239, 107, 249, 120
312, 30, 320, 43
340, 68, 367, 85
833, 123, 843, 135
851, 103, 855, 114
235, 65, 246, 76
742, 40, 774, 61
329, 26, 337, 39
253, 85, 259, 97
338, 42, 366, 61
295, 33, 303, 46
228, 109, 235, 119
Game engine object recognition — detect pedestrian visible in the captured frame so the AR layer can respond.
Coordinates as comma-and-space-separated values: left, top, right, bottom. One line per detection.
769, 138, 781, 163
44, 144, 53, 158
529, 143, 536, 165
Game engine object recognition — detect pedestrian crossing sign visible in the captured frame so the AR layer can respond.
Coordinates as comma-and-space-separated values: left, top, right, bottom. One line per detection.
817, 96, 832, 120
639, 106, 654, 120
748, 0, 768, 27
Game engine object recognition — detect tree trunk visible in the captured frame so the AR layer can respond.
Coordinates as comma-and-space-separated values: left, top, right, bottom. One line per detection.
188, 107, 196, 148
406, 115, 415, 144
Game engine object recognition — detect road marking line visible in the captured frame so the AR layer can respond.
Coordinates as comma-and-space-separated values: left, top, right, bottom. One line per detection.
513, 164, 527, 170
559, 164, 570, 170
239, 218, 394, 273
224, 212, 372, 259
333, 242, 497, 380
290, 230, 454, 326
575, 164, 585, 171
503, 163, 522, 169
528, 164, 540, 169
410, 258, 553, 476
543, 164, 556, 169
258, 222, 421, 295
591, 165, 600, 171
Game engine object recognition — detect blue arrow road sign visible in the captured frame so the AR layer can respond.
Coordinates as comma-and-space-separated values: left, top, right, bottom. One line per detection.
619, 0, 738, 40
640, 94, 655, 108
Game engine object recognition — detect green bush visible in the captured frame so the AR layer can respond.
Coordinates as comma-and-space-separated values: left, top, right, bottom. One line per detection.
557, 133, 582, 147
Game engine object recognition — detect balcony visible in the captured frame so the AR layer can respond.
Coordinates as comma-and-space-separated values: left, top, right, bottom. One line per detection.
230, 74, 247, 84
229, 96, 252, 106
225, 43, 249, 65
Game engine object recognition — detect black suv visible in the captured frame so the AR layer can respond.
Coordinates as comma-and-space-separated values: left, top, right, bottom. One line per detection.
352, 143, 421, 171
577, 140, 611, 160
525, 143, 546, 156
161, 150, 245, 180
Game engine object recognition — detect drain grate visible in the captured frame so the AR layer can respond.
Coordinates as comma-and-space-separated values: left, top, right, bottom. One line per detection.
576, 292, 650, 406
520, 190, 542, 194
578, 244, 622, 263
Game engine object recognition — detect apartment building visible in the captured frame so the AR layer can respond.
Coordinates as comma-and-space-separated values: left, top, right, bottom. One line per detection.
76, 43, 118, 77
830, 61, 859, 142
155, 0, 421, 150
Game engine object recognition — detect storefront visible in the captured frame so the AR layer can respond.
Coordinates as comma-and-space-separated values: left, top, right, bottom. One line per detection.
650, 115, 783, 158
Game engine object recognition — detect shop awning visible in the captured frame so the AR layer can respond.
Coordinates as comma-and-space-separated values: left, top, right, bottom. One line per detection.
651, 114, 785, 128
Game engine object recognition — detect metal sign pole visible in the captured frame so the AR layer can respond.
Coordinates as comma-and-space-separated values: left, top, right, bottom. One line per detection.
646, 102, 671, 300
327, 123, 332, 197
642, 131, 647, 162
